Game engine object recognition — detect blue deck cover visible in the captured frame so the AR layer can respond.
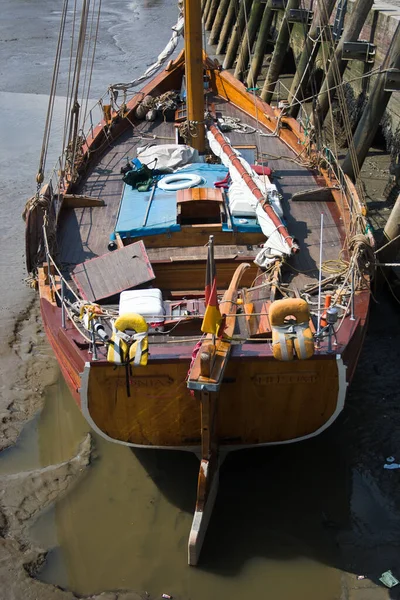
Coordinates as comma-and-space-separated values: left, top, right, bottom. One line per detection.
115, 163, 262, 238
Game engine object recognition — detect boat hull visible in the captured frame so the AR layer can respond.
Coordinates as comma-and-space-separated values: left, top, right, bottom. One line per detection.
80, 353, 347, 452
40, 295, 369, 454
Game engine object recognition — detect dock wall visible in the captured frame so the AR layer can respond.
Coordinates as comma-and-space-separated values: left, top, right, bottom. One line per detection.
204, 0, 400, 162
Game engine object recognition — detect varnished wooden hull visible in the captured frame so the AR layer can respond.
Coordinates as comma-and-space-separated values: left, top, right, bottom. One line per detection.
34, 47, 371, 452
40, 283, 368, 453
32, 45, 373, 565
80, 354, 347, 452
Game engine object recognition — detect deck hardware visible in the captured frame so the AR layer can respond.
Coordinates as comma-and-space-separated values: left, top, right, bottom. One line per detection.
326, 307, 339, 353
350, 270, 356, 321
91, 320, 98, 361
142, 182, 157, 227
61, 278, 66, 329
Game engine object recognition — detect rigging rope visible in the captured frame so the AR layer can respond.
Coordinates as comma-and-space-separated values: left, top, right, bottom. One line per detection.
61, 0, 78, 176
82, 0, 102, 127
37, 0, 69, 185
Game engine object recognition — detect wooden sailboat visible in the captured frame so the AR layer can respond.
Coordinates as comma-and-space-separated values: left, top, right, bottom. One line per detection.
26, 0, 374, 564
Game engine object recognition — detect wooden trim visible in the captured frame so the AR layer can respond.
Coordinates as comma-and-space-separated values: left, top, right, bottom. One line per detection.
62, 194, 105, 208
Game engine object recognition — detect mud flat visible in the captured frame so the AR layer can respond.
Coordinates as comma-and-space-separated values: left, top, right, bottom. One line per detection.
0, 304, 151, 599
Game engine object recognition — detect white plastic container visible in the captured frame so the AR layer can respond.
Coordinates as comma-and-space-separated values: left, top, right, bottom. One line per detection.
119, 289, 165, 326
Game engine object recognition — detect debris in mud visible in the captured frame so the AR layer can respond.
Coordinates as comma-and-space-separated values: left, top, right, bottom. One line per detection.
384, 456, 400, 469
379, 569, 399, 588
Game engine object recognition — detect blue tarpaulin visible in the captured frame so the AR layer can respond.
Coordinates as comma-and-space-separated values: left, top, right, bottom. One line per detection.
115, 163, 262, 238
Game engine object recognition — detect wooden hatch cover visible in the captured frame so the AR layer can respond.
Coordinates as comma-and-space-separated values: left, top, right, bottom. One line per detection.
72, 240, 155, 302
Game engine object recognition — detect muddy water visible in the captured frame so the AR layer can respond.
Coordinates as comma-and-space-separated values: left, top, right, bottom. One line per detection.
0, 374, 347, 599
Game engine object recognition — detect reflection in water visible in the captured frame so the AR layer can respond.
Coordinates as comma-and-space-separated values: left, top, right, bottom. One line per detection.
2, 373, 357, 599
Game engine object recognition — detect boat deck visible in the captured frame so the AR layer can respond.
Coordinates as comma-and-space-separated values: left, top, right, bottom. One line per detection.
58, 96, 343, 291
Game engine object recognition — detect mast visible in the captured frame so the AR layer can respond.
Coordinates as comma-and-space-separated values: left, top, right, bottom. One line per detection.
184, 0, 205, 152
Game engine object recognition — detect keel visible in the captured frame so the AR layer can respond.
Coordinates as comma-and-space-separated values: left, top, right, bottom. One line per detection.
188, 456, 220, 565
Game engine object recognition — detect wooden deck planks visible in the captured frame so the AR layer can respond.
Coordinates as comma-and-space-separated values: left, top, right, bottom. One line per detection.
72, 240, 155, 302
58, 97, 343, 292
58, 120, 176, 265
212, 97, 343, 288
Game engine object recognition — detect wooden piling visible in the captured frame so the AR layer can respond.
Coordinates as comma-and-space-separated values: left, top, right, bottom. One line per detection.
342, 23, 400, 180
380, 194, 400, 265
223, 0, 253, 70
216, 0, 237, 55
209, 0, 230, 45
311, 0, 374, 130
205, 0, 220, 31
203, 0, 213, 24
260, 0, 301, 104
287, 0, 337, 118
246, 0, 274, 88
234, 0, 265, 82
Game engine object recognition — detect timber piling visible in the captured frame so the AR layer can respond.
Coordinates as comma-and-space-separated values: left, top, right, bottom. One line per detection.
223, 0, 253, 69
209, 0, 230, 45
311, 0, 374, 130
342, 22, 400, 180
260, 0, 301, 104
216, 0, 237, 55
287, 0, 337, 118
203, 0, 400, 276
380, 194, 400, 265
205, 0, 219, 31
247, 0, 274, 88
203, 0, 213, 25
234, 0, 265, 82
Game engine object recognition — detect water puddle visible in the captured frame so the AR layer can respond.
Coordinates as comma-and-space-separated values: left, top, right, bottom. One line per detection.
0, 372, 359, 598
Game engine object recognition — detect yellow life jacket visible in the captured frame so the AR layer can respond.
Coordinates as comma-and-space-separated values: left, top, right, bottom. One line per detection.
269, 298, 314, 361
107, 313, 149, 366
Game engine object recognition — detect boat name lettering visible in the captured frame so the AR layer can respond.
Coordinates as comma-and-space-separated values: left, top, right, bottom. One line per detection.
128, 376, 174, 388
254, 372, 318, 385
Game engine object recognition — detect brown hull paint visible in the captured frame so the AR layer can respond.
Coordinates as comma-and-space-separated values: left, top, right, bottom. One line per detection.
40, 298, 86, 406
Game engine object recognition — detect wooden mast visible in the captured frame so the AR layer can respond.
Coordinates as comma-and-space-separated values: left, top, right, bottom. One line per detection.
184, 0, 205, 152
